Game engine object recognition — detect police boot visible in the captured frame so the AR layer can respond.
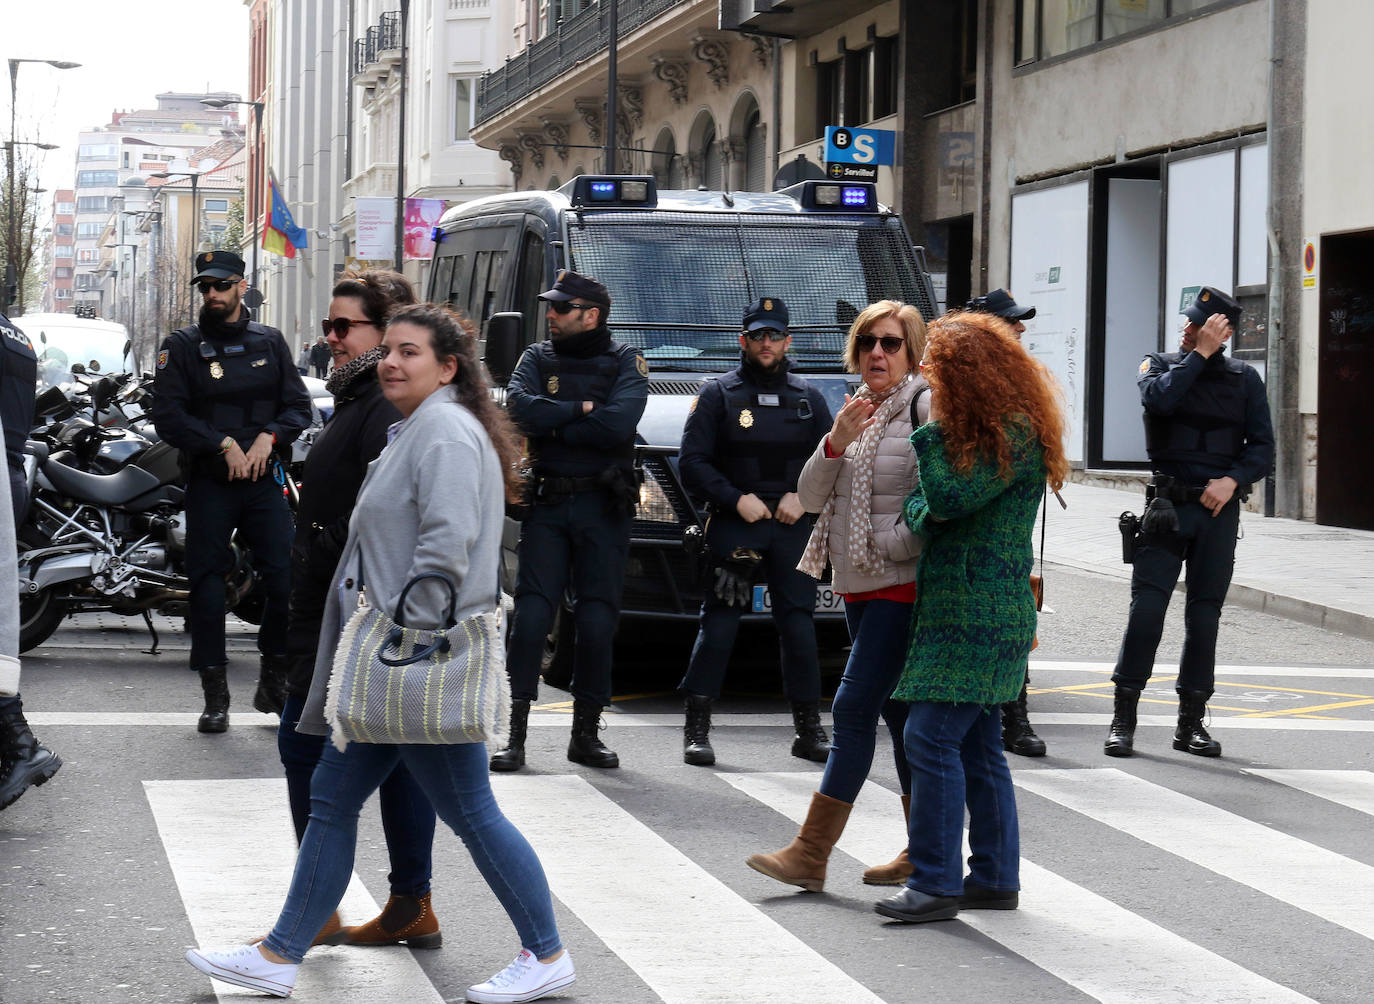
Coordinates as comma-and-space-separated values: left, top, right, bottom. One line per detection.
253, 654, 289, 717
489, 699, 531, 772
0, 706, 63, 811
197, 664, 230, 734
1001, 680, 1046, 758
1103, 686, 1139, 758
567, 699, 619, 768
1173, 690, 1222, 758
683, 694, 715, 766
790, 702, 832, 763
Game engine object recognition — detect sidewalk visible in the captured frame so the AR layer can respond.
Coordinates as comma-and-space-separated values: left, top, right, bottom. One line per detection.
1039, 482, 1374, 640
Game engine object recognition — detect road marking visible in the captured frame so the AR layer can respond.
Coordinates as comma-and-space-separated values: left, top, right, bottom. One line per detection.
144, 778, 442, 1002
490, 773, 883, 1004
1014, 768, 1374, 942
1244, 769, 1374, 816
722, 772, 1313, 1004
1029, 660, 1374, 680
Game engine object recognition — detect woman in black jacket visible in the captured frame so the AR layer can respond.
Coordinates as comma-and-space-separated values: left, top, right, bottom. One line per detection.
277, 270, 442, 949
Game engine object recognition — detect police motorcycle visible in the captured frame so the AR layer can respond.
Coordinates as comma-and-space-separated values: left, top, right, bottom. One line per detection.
17, 374, 270, 653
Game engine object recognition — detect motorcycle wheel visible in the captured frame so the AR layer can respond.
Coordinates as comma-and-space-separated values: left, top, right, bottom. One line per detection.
17, 538, 67, 653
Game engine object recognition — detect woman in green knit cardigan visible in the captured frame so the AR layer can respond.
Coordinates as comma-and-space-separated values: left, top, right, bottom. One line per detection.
875, 311, 1068, 925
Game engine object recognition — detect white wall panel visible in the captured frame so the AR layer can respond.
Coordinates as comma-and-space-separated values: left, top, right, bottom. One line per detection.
1164, 150, 1234, 327
1238, 143, 1269, 288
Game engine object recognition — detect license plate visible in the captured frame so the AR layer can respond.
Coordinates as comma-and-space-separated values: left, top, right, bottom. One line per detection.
752, 583, 845, 613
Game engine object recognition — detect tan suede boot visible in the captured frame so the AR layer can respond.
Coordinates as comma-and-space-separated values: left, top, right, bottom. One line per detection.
328, 893, 442, 949
862, 794, 913, 886
745, 792, 852, 892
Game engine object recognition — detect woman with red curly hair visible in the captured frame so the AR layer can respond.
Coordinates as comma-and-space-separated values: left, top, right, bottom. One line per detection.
874, 311, 1068, 925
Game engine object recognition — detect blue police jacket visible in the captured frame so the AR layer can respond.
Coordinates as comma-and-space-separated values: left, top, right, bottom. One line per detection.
1139, 348, 1274, 488
0, 311, 37, 521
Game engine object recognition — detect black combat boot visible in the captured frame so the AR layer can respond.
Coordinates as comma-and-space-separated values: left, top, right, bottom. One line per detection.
198, 664, 230, 734
683, 694, 715, 766
568, 699, 619, 768
490, 699, 531, 772
0, 706, 62, 811
1173, 690, 1222, 757
1001, 679, 1046, 757
253, 653, 289, 717
1103, 686, 1139, 758
790, 701, 832, 763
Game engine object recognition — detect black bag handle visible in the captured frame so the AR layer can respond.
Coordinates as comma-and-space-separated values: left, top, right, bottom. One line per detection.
379, 571, 459, 667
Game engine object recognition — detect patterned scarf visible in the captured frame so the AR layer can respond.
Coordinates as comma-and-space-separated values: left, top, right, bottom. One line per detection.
798, 373, 913, 580
325, 345, 385, 400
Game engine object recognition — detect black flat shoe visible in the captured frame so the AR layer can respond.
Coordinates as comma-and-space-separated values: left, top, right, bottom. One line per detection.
959, 883, 1019, 910
873, 887, 960, 923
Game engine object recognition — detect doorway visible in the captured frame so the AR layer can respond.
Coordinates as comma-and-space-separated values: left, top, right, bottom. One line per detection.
1317, 230, 1374, 529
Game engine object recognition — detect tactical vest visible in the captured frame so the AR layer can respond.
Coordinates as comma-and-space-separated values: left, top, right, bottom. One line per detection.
528, 339, 635, 476
171, 321, 286, 435
1143, 352, 1248, 470
0, 313, 38, 478
715, 369, 820, 499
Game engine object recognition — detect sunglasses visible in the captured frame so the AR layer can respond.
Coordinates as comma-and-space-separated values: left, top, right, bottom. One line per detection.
547, 300, 596, 315
322, 316, 376, 338
196, 279, 237, 294
745, 330, 788, 343
855, 333, 905, 355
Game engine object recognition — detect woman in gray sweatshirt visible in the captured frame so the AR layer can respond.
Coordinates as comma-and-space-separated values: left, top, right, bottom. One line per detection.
186, 305, 574, 1004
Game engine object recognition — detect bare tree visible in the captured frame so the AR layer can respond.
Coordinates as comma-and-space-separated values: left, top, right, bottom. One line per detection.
1, 145, 45, 314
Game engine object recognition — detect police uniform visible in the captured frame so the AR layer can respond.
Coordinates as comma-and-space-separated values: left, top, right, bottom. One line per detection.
497, 270, 648, 770
1107, 286, 1274, 758
150, 251, 311, 733
678, 297, 833, 764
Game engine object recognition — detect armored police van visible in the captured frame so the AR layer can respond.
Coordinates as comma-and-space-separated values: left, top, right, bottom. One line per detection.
425, 176, 936, 673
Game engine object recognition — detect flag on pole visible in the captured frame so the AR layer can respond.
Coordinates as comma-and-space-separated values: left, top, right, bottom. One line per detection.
263, 170, 308, 258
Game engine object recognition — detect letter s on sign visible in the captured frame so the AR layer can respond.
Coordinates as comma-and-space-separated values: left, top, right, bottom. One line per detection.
851, 134, 876, 164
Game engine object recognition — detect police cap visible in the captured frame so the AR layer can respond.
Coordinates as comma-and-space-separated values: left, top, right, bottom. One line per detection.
539, 269, 610, 307
1183, 286, 1241, 327
190, 250, 246, 284
743, 296, 789, 332
967, 288, 1035, 322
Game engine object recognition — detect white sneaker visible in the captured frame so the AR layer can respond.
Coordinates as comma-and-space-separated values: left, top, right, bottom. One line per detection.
467, 948, 576, 1003
185, 943, 299, 998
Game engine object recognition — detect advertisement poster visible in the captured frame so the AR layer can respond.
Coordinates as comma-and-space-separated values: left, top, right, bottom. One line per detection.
404, 198, 447, 260
355, 197, 395, 260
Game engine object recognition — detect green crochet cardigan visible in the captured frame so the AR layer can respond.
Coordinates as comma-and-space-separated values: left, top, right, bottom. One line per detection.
893, 419, 1045, 705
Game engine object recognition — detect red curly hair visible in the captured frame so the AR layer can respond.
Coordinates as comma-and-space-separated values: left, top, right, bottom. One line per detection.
921, 311, 1070, 491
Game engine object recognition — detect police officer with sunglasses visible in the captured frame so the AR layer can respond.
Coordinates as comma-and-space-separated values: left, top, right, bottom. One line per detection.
151, 251, 311, 734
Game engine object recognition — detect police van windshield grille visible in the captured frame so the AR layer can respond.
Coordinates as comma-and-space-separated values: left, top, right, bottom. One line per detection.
566, 212, 931, 372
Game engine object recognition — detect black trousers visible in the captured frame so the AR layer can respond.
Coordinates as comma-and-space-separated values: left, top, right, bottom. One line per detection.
679, 512, 820, 701
505, 491, 631, 708
1112, 498, 1240, 696
184, 473, 294, 670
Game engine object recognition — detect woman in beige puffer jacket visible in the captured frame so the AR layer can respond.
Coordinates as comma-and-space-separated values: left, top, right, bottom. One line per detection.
746, 300, 928, 895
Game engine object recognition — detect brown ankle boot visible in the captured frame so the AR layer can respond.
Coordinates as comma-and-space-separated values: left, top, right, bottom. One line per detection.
862, 794, 913, 886
745, 792, 852, 892
331, 893, 442, 949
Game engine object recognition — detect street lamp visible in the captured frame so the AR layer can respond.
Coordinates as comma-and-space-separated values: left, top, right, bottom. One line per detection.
150, 170, 205, 322
6, 57, 80, 314
103, 242, 139, 339
201, 97, 265, 305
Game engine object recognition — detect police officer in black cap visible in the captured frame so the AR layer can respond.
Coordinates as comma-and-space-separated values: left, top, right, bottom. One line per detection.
1106, 285, 1273, 759
491, 269, 649, 772
151, 251, 311, 733
0, 310, 62, 811
967, 288, 1046, 758
676, 296, 833, 766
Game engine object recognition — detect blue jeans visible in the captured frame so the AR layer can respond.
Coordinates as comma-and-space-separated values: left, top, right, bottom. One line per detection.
903, 701, 1019, 897
277, 694, 436, 897
819, 599, 912, 803
263, 740, 562, 964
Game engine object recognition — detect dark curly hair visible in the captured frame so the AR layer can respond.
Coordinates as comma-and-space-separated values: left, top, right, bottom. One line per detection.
332, 269, 417, 327
385, 303, 524, 502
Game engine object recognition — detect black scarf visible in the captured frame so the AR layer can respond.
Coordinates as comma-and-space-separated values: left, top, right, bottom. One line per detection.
325, 346, 384, 400
552, 324, 612, 359
739, 350, 791, 389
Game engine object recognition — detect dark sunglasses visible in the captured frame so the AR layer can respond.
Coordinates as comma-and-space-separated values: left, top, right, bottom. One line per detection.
322, 316, 376, 338
745, 329, 788, 343
196, 279, 237, 294
854, 333, 905, 355
546, 300, 595, 315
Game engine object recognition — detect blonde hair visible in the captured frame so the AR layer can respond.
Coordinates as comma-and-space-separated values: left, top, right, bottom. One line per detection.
842, 300, 927, 374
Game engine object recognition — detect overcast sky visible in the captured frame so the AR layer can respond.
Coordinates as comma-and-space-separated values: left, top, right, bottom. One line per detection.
8, 0, 250, 195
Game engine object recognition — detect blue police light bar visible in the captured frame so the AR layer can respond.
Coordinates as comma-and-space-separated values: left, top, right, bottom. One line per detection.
568, 176, 658, 208
779, 181, 880, 213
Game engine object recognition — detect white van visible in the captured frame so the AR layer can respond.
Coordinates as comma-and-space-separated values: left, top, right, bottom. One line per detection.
16, 312, 133, 388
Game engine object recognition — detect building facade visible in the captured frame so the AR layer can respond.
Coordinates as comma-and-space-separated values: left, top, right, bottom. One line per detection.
43, 190, 76, 312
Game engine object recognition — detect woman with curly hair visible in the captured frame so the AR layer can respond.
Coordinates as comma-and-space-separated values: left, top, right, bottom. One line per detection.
874, 310, 1068, 925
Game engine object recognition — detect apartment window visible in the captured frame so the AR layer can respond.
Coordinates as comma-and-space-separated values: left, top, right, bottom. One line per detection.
815, 59, 841, 139
1018, 0, 1220, 64
77, 196, 110, 213
55, 288, 72, 300
78, 143, 118, 161
78, 249, 99, 263
75, 274, 99, 289
77, 223, 103, 238
56, 223, 75, 237
54, 267, 73, 279
77, 170, 118, 187
843, 46, 872, 127
452, 76, 475, 143
873, 35, 900, 120
204, 199, 229, 212
55, 246, 74, 259
56, 201, 75, 215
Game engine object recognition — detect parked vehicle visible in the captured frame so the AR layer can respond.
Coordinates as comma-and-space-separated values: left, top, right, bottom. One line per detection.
17, 312, 133, 390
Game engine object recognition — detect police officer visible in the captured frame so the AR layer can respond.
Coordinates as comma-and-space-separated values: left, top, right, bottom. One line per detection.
677, 297, 833, 766
151, 251, 311, 734
0, 310, 62, 811
491, 269, 648, 771
1106, 285, 1274, 758
966, 288, 1045, 758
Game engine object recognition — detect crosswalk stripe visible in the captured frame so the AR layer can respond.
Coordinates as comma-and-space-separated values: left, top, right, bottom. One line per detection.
1243, 769, 1374, 816
490, 773, 884, 1004
1029, 660, 1374, 680
143, 778, 443, 1002
1014, 768, 1374, 942
722, 772, 1313, 1004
